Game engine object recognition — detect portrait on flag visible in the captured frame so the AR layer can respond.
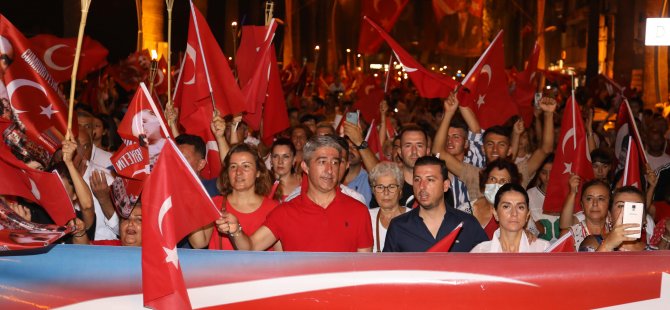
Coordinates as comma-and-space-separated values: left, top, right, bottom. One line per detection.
434, 0, 485, 57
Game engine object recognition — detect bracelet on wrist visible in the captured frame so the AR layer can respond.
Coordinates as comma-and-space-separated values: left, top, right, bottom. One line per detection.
228, 224, 243, 237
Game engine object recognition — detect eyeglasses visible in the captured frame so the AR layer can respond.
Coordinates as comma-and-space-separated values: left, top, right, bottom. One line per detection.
373, 184, 400, 193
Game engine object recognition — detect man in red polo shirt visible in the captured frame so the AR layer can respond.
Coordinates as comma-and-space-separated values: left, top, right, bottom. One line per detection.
216, 135, 373, 252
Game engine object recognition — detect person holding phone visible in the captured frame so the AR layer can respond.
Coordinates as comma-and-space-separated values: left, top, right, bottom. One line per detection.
595, 186, 650, 252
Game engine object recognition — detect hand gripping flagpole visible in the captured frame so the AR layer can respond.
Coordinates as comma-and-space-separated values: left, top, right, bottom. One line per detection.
66, 0, 93, 139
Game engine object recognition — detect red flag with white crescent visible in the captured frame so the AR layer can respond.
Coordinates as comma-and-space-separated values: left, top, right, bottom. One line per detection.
0, 15, 71, 155
543, 92, 594, 213
29, 34, 108, 83
622, 139, 642, 190
141, 139, 220, 309
352, 75, 385, 123
358, 0, 409, 54
364, 17, 459, 99
460, 30, 520, 129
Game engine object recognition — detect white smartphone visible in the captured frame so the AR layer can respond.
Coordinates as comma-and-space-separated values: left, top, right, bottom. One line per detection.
622, 202, 644, 239
346, 111, 359, 124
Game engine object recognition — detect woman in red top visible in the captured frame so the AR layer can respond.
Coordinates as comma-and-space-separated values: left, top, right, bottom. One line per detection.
189, 143, 279, 250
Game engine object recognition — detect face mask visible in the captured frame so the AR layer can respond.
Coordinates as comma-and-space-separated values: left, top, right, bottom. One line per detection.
484, 183, 503, 204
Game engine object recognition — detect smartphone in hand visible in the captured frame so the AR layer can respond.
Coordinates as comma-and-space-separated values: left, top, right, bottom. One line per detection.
622, 202, 644, 239
346, 111, 359, 125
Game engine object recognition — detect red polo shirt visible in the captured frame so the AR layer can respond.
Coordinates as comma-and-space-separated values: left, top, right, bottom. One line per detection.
264, 187, 373, 252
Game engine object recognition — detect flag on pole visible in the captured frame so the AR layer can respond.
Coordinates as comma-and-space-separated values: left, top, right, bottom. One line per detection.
260, 49, 291, 145
543, 92, 594, 213
363, 17, 459, 99
352, 75, 385, 123
172, 1, 246, 179
511, 41, 540, 127
614, 99, 648, 172
29, 34, 108, 83
460, 31, 520, 129
621, 139, 642, 189
365, 119, 387, 161
142, 139, 220, 309
0, 15, 71, 155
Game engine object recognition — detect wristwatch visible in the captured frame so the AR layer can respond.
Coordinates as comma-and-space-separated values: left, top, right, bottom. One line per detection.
356, 141, 368, 150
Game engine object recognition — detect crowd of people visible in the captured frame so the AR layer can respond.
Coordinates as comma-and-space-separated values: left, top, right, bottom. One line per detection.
2, 60, 670, 254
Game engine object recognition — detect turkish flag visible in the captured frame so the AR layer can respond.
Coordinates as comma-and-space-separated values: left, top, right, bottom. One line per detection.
460, 31, 519, 129
614, 99, 648, 170
621, 139, 642, 190
173, 1, 246, 179
364, 17, 460, 98
29, 34, 108, 83
107, 49, 151, 92
358, 0, 409, 54
142, 139, 220, 309
152, 55, 170, 95
511, 41, 540, 127
110, 142, 149, 180
0, 141, 75, 226
543, 93, 594, 213
260, 49, 291, 145
353, 75, 385, 123
365, 119, 388, 161
427, 222, 463, 252
0, 15, 71, 154
545, 231, 576, 252
237, 21, 279, 130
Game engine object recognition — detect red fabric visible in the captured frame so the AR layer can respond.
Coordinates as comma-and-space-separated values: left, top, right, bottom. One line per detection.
208, 196, 278, 250
237, 21, 277, 126
364, 17, 459, 99
483, 216, 499, 240
0, 142, 76, 226
358, 0, 409, 54
653, 201, 670, 223
172, 2, 245, 179
260, 49, 291, 145
264, 188, 373, 252
426, 222, 463, 252
511, 41, 540, 127
621, 138, 641, 189
107, 49, 150, 91
91, 239, 122, 246
616, 99, 647, 166
141, 140, 220, 310
28, 34, 108, 82
153, 56, 170, 95
460, 31, 519, 129
110, 142, 149, 180
543, 93, 594, 213
0, 15, 72, 154
352, 75, 385, 123
548, 232, 576, 252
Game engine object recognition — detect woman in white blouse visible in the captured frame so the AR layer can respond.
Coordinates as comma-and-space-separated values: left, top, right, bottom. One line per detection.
368, 162, 410, 252
471, 183, 550, 253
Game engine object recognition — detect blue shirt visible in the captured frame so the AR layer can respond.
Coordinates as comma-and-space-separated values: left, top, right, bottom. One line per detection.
201, 177, 220, 198
346, 169, 372, 207
383, 206, 488, 252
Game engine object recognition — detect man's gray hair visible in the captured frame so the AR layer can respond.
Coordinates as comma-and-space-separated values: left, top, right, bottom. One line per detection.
368, 161, 403, 186
302, 135, 343, 163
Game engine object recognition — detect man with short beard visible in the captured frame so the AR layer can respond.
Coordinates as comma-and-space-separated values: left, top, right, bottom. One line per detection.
383, 156, 487, 252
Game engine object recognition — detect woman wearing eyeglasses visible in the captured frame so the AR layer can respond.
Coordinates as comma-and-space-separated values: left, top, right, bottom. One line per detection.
368, 162, 410, 252
459, 159, 521, 239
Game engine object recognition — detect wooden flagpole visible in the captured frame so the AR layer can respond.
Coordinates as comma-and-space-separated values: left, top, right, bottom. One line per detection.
66, 0, 93, 138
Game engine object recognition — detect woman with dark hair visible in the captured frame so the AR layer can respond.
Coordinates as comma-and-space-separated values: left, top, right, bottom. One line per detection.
189, 143, 279, 250
590, 186, 650, 252
559, 177, 612, 250
270, 138, 301, 201
93, 113, 122, 152
457, 159, 521, 239
471, 183, 550, 253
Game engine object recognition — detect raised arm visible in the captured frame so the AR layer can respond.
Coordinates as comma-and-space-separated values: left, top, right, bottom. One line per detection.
645, 164, 658, 219
343, 121, 379, 170
509, 118, 524, 161
89, 171, 116, 220
432, 93, 466, 178
165, 105, 181, 138
62, 135, 95, 230
378, 100, 389, 148
559, 174, 581, 235
525, 97, 557, 175
211, 110, 230, 164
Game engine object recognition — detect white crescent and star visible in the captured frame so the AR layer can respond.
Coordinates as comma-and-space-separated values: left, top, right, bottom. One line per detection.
184, 44, 197, 85
561, 128, 576, 154
40, 104, 58, 119
43, 44, 73, 71
158, 196, 180, 268
476, 64, 492, 108
6, 79, 56, 118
